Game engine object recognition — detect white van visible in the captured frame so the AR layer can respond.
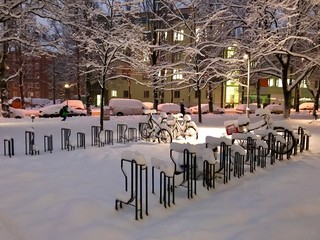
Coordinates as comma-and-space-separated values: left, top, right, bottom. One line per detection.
108, 98, 149, 116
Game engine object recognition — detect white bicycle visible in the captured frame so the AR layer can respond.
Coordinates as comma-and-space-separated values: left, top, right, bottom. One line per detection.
166, 113, 198, 141
139, 110, 172, 143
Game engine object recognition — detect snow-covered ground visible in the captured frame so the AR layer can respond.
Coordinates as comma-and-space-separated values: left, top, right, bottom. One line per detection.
0, 112, 319, 240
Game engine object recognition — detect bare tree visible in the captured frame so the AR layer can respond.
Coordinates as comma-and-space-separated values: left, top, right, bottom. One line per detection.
62, 0, 148, 129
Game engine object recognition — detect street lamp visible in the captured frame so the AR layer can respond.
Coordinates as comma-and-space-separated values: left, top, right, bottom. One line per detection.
243, 52, 251, 118
64, 83, 70, 105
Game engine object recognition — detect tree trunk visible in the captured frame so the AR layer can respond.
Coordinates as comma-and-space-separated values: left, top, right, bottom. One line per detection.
85, 72, 92, 116
100, 72, 107, 130
256, 80, 261, 108
208, 83, 213, 112
281, 65, 291, 119
197, 84, 202, 123
313, 92, 319, 120
0, 51, 9, 114
294, 85, 300, 112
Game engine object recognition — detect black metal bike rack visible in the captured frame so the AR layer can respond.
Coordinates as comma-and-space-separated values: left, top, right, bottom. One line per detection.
4, 137, 14, 157
117, 124, 128, 143
104, 129, 113, 145
61, 128, 75, 151
115, 152, 148, 220
246, 136, 256, 173
202, 155, 216, 190
25, 130, 39, 155
91, 126, 104, 147
77, 132, 86, 149
170, 146, 197, 199
44, 134, 53, 153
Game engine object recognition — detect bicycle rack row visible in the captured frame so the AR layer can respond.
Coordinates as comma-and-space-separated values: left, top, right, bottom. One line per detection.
3, 124, 141, 157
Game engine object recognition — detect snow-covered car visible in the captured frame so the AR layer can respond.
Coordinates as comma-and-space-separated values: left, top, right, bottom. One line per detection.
265, 103, 283, 114
39, 100, 87, 118
299, 102, 315, 111
8, 107, 26, 118
1, 104, 26, 118
189, 103, 225, 114
157, 103, 191, 114
235, 103, 258, 114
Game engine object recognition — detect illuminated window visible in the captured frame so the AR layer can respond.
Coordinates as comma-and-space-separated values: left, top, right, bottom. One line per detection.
173, 69, 182, 80
226, 46, 235, 58
174, 30, 184, 41
301, 80, 307, 88
196, 28, 201, 42
276, 79, 282, 87
268, 79, 275, 87
96, 95, 101, 106
111, 90, 117, 97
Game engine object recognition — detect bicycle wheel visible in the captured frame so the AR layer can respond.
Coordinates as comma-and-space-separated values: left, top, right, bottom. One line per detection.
272, 127, 296, 154
184, 126, 198, 141
140, 123, 152, 139
157, 129, 172, 144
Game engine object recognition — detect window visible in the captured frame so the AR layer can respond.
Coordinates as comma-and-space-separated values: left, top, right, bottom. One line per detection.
226, 46, 236, 59
35, 83, 40, 89
111, 90, 117, 97
174, 30, 184, 41
268, 79, 275, 87
143, 51, 149, 62
157, 31, 167, 41
35, 63, 39, 69
174, 91, 180, 99
123, 90, 129, 98
174, 53, 182, 61
173, 69, 183, 80
276, 79, 283, 88
195, 90, 199, 98
35, 91, 40, 97
196, 27, 201, 42
144, 91, 149, 98
300, 80, 307, 88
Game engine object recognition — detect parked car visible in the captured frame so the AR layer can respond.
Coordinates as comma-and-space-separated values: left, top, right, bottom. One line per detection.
189, 103, 225, 114
265, 103, 283, 114
8, 107, 26, 118
235, 103, 258, 114
0, 104, 26, 118
109, 98, 149, 116
39, 100, 86, 118
157, 103, 191, 115
299, 102, 315, 111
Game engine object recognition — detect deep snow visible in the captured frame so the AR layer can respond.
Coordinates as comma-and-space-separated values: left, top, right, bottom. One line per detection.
0, 112, 319, 240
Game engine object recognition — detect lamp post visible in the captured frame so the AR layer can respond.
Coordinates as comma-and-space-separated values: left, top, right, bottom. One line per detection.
243, 52, 250, 118
64, 83, 70, 105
